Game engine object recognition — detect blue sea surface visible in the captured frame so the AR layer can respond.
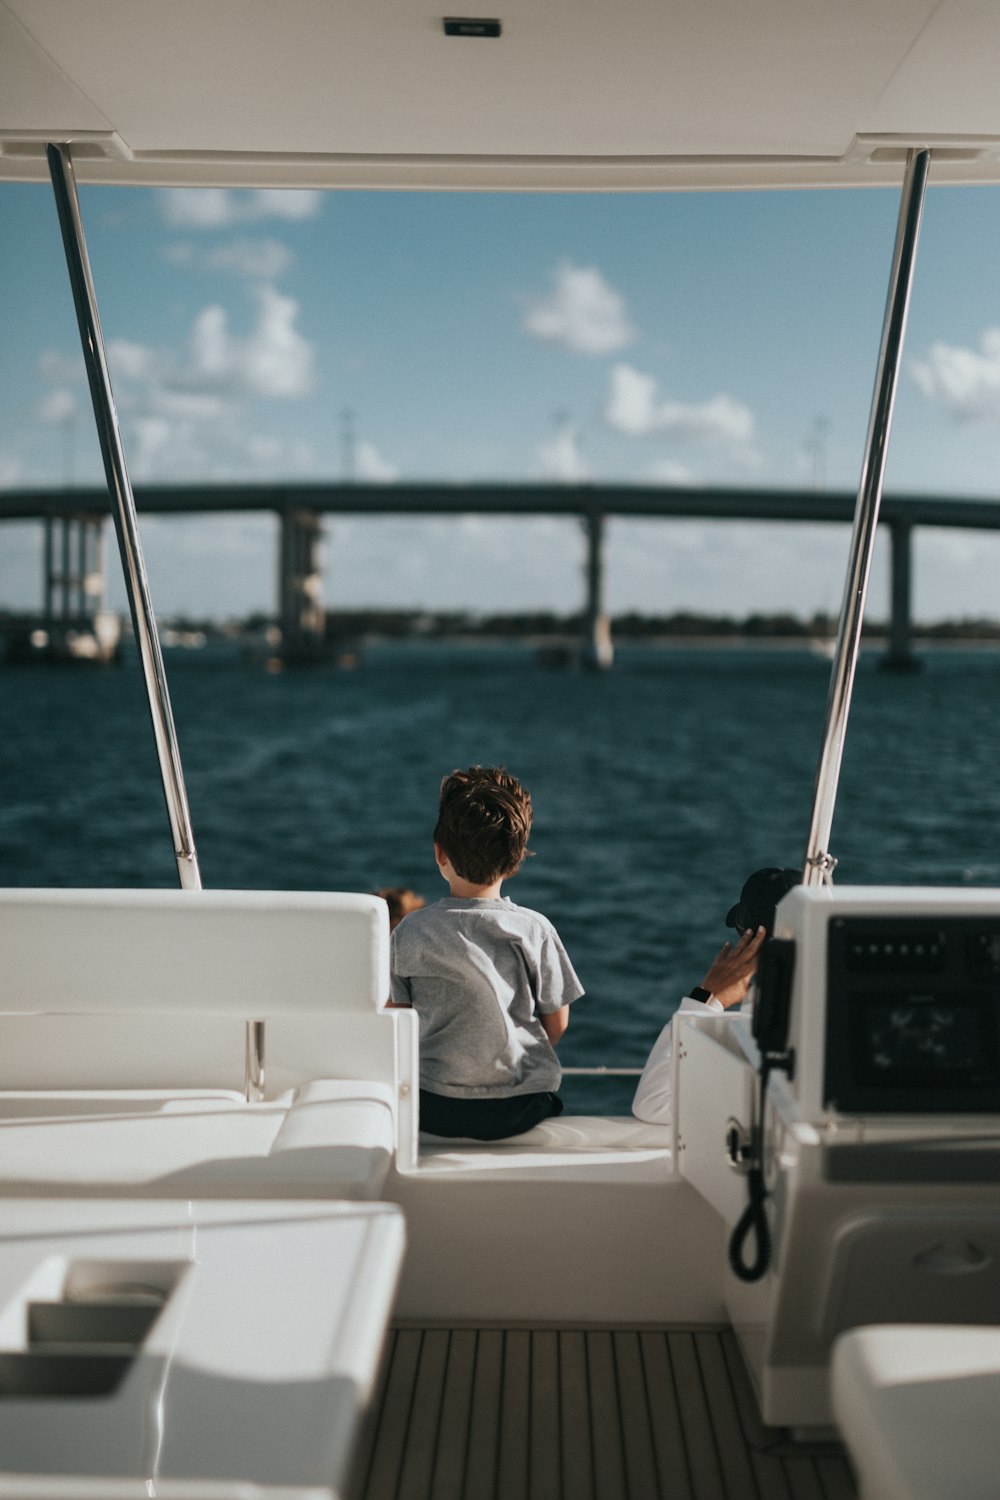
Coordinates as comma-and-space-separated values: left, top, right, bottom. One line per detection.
3, 643, 999, 1110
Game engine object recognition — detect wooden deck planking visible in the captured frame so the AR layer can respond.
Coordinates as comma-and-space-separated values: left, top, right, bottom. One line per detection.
360, 1326, 422, 1500
558, 1327, 594, 1500
693, 1330, 764, 1500
781, 1457, 826, 1500
612, 1331, 661, 1500
638, 1329, 695, 1500
667, 1331, 728, 1498
496, 1328, 531, 1500
352, 1327, 859, 1500
397, 1328, 451, 1500
814, 1455, 860, 1500
587, 1330, 629, 1499
432, 1330, 476, 1498
465, 1330, 505, 1500
717, 1328, 794, 1500
528, 1330, 560, 1500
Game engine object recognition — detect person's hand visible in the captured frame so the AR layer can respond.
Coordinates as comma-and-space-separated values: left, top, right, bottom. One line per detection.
699, 927, 767, 1009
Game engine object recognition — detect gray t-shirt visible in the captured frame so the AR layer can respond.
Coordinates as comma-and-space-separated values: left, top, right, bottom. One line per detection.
390, 896, 584, 1099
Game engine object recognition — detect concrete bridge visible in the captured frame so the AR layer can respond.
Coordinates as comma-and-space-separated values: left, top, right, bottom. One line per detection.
3, 481, 1000, 666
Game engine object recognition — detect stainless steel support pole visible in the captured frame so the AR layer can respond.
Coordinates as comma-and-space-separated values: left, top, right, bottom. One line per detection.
801, 148, 930, 887
46, 145, 267, 1100
47, 143, 201, 892
245, 1021, 266, 1103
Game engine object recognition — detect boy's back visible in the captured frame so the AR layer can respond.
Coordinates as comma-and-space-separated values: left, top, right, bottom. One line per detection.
391, 894, 582, 1098
388, 765, 583, 1140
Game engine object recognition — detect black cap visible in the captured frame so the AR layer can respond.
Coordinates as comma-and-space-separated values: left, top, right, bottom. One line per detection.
725, 867, 800, 934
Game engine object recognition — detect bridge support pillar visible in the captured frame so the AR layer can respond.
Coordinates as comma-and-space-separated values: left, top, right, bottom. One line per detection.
279, 508, 326, 661
582, 512, 613, 670
44, 514, 106, 623
15, 512, 120, 661
881, 520, 920, 672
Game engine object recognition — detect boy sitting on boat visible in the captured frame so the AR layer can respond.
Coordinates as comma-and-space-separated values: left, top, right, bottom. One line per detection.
389, 765, 583, 1140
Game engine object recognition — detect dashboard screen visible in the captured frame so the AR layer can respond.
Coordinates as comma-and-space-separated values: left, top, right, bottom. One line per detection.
863, 999, 983, 1080
825, 916, 1000, 1113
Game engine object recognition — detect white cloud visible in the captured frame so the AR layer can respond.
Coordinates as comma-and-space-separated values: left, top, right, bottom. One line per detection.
131, 416, 174, 478
355, 441, 399, 483
912, 329, 1000, 422
243, 286, 314, 397
248, 436, 314, 476
160, 189, 239, 229
165, 237, 295, 281
108, 339, 159, 382
249, 190, 321, 221
188, 305, 233, 387
603, 362, 754, 445
179, 286, 314, 400
151, 387, 233, 423
0, 453, 24, 486
641, 459, 699, 485
725, 444, 765, 475
522, 262, 635, 356
536, 421, 590, 482
159, 189, 322, 230
37, 388, 78, 425
33, 282, 318, 484
37, 351, 84, 384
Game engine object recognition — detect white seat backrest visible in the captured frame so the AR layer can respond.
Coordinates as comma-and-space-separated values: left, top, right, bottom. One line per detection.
1, 888, 389, 1017
0, 889, 419, 1160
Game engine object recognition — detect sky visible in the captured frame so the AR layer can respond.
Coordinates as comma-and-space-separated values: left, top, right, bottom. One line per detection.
3, 179, 1000, 621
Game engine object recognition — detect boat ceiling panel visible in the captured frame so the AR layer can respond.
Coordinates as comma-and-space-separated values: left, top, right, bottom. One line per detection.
0, 4, 111, 136
2, 0, 1000, 188
867, 0, 1000, 138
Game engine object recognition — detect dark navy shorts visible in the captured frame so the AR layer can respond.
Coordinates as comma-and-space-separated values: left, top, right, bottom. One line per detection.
419, 1088, 564, 1141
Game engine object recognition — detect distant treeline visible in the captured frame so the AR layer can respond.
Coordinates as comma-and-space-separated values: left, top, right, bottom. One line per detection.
199, 608, 1000, 642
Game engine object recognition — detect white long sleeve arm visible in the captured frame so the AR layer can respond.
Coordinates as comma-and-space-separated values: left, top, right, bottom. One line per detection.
631, 994, 724, 1126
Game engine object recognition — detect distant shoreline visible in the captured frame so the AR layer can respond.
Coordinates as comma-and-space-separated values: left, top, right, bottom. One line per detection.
9, 603, 1000, 655
351, 633, 1000, 653
187, 608, 1000, 643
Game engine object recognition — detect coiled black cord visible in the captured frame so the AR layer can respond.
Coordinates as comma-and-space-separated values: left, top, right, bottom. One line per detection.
728, 1063, 772, 1283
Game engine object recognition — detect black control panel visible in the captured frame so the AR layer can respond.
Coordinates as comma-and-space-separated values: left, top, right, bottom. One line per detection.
824, 916, 1000, 1113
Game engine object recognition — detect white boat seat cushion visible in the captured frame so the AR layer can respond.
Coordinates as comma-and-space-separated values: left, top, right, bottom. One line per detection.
416, 1114, 674, 1182
0, 1080, 395, 1200
832, 1323, 1000, 1500
1, 888, 389, 1016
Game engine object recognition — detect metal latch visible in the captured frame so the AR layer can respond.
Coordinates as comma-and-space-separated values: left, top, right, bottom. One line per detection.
725, 1117, 754, 1172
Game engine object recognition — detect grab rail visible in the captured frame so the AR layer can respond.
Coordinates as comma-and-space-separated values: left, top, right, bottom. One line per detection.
47, 145, 264, 1102
802, 147, 931, 886
562, 1067, 644, 1077
46, 144, 201, 894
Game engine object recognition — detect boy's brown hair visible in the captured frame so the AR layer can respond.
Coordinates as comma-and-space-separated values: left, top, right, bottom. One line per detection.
434, 766, 533, 885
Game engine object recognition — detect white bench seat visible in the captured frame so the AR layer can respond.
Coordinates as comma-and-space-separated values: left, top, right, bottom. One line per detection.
832, 1324, 1000, 1500
416, 1114, 673, 1182
0, 1080, 395, 1199
0, 1198, 407, 1496
0, 889, 421, 1182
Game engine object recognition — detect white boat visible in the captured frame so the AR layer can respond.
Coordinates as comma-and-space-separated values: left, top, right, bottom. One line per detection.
2, 4, 1000, 1497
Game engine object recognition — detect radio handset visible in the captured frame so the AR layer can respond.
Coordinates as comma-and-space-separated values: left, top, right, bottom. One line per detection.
752, 937, 796, 1072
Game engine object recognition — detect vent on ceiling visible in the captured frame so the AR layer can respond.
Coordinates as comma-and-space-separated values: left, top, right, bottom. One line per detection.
443, 17, 502, 37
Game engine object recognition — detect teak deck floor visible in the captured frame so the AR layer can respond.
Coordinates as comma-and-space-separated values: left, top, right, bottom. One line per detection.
351, 1326, 858, 1500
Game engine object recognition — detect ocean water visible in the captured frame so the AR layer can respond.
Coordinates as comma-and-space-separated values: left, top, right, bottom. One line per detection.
4, 643, 1000, 1111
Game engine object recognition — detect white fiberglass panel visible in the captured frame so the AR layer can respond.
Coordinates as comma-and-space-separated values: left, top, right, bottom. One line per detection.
0, 0, 960, 183
0, 1200, 405, 1493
